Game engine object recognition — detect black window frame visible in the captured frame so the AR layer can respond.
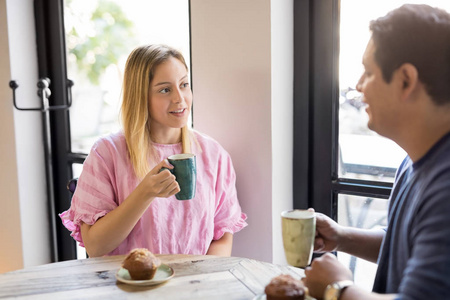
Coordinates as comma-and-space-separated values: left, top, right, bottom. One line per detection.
293, 0, 393, 220
35, 0, 78, 261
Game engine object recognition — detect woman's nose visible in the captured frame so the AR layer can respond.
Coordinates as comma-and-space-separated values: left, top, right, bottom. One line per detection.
172, 88, 183, 103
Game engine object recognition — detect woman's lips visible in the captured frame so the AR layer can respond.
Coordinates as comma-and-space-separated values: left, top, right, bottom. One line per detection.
170, 108, 186, 116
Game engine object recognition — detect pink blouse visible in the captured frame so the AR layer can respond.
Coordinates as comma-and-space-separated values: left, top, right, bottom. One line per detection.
60, 131, 247, 256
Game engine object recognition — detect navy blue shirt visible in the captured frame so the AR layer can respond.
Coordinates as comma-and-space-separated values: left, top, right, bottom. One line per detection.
373, 132, 450, 299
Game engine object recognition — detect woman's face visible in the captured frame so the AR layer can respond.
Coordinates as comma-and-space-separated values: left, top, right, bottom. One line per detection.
148, 56, 192, 134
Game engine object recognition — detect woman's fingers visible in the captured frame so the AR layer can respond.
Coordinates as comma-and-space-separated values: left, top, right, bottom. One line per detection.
149, 159, 174, 175
165, 182, 180, 196
153, 173, 179, 195
157, 169, 175, 183
150, 162, 181, 197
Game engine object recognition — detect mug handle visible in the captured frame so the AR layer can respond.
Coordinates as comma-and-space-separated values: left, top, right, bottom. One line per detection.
159, 167, 173, 174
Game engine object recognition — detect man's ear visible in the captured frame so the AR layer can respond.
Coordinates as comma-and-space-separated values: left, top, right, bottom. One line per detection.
397, 63, 419, 100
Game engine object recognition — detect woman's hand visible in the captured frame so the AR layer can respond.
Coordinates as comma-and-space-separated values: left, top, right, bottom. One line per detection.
138, 159, 180, 199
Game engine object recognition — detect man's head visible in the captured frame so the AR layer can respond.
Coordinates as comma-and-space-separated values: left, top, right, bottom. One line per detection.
369, 4, 450, 105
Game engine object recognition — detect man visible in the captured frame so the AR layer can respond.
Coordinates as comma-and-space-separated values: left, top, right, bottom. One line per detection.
303, 4, 450, 300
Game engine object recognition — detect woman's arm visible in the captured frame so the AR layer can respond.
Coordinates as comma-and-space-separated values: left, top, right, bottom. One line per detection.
206, 232, 233, 256
81, 160, 179, 257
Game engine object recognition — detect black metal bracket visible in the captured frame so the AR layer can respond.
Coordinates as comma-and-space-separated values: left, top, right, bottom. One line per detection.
9, 77, 74, 262
9, 78, 74, 112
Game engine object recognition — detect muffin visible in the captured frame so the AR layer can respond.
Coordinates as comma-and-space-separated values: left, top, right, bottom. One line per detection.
264, 274, 306, 300
122, 248, 161, 280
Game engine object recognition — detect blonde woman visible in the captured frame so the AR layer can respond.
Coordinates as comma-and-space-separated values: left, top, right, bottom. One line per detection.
60, 44, 247, 257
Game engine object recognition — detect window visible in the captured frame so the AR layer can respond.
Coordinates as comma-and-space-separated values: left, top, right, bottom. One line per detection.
294, 0, 450, 291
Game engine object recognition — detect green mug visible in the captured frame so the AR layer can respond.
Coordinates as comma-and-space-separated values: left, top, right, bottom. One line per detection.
161, 153, 196, 200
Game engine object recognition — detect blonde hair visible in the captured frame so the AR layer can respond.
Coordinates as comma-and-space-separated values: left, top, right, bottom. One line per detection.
121, 44, 197, 179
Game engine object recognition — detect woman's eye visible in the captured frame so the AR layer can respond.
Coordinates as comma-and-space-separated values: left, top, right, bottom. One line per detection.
181, 82, 190, 88
159, 87, 170, 94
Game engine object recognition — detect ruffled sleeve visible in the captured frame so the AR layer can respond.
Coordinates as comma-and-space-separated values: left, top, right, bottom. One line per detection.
212, 150, 248, 240
59, 139, 119, 247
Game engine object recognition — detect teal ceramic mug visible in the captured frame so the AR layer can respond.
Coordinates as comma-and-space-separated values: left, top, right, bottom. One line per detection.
162, 153, 196, 200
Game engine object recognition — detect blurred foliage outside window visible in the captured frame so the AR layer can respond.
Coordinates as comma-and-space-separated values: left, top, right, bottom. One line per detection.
66, 0, 136, 85
65, 0, 137, 152
65, 0, 190, 154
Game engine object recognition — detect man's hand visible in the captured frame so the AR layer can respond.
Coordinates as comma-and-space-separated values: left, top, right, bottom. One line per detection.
303, 253, 353, 299
310, 209, 343, 252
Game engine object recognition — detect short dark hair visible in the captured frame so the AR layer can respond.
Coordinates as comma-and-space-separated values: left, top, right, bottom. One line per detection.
370, 4, 450, 105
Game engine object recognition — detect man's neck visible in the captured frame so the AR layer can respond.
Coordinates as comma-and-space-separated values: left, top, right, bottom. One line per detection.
399, 104, 450, 162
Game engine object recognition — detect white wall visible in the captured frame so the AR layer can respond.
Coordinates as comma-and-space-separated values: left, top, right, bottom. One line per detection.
0, 0, 51, 273
270, 0, 294, 265
190, 0, 293, 264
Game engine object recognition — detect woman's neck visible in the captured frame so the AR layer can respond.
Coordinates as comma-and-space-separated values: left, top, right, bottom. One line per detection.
150, 127, 182, 144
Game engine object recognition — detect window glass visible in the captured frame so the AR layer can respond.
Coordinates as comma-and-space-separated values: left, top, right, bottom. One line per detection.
337, 194, 388, 290
64, 0, 190, 153
339, 0, 450, 182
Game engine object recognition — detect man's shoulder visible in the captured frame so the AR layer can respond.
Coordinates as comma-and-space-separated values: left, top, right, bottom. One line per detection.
421, 133, 450, 175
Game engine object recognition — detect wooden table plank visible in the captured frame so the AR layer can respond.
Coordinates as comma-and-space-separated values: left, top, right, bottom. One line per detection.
229, 258, 305, 295
0, 254, 303, 299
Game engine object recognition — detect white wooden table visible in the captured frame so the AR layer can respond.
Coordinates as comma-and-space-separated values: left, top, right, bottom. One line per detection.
0, 254, 304, 299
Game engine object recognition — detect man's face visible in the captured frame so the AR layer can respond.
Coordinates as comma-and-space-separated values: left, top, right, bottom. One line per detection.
356, 39, 403, 139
